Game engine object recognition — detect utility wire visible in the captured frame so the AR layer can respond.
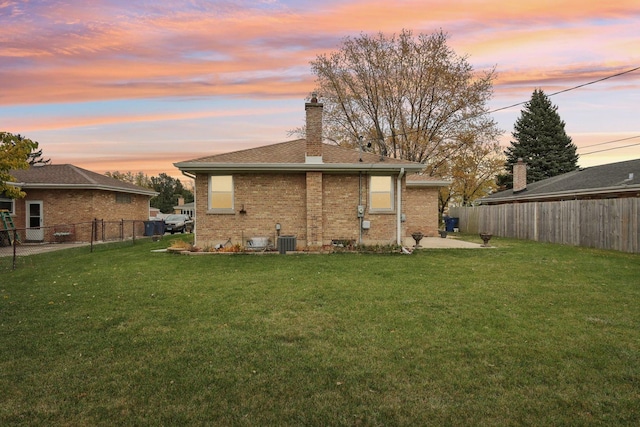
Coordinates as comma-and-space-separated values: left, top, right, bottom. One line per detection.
581, 142, 640, 156
577, 135, 640, 149
375, 65, 640, 140
361, 65, 640, 157
487, 65, 640, 114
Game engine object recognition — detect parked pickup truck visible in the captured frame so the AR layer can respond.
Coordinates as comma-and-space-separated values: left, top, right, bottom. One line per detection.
163, 214, 194, 234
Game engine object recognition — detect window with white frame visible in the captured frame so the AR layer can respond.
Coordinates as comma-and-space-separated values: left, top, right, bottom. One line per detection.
370, 176, 394, 212
0, 198, 15, 215
209, 175, 234, 212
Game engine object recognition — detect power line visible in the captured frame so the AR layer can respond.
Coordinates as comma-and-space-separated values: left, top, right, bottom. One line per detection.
365, 65, 640, 153
488, 65, 640, 115
577, 135, 640, 150
581, 142, 640, 156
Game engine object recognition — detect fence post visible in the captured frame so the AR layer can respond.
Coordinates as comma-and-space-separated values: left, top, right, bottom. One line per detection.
120, 219, 124, 241
132, 220, 136, 244
91, 219, 95, 252
12, 229, 17, 270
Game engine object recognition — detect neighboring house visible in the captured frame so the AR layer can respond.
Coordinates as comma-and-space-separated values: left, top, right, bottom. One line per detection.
149, 207, 161, 219
450, 158, 640, 253
173, 197, 194, 217
3, 164, 157, 242
480, 158, 640, 204
175, 96, 448, 250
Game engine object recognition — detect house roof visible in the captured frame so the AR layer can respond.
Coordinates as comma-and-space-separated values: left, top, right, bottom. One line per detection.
406, 173, 451, 188
174, 201, 194, 210
481, 158, 640, 204
9, 164, 158, 196
175, 139, 426, 174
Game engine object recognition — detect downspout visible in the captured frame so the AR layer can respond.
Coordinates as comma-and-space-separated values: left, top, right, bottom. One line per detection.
397, 167, 404, 246
359, 172, 363, 245
181, 171, 197, 244
181, 171, 196, 180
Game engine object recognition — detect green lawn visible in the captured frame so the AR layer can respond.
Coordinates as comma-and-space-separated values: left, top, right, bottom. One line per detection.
2, 237, 639, 426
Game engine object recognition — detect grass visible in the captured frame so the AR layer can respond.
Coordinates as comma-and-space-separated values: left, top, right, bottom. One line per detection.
1, 236, 639, 425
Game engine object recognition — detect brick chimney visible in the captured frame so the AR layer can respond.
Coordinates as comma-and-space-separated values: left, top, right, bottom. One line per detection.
305, 93, 323, 164
513, 158, 527, 193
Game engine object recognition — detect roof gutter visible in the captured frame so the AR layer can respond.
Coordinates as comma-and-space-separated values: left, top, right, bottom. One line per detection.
181, 171, 196, 180
7, 182, 158, 197
406, 179, 452, 188
480, 184, 640, 204
174, 162, 424, 174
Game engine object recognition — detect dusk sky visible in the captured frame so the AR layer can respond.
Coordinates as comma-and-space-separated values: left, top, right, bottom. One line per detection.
1, 0, 639, 180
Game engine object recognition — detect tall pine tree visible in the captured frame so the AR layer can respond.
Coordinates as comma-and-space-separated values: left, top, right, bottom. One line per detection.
503, 89, 578, 186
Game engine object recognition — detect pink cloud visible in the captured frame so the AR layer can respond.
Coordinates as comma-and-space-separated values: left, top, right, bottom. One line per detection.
1, 0, 637, 107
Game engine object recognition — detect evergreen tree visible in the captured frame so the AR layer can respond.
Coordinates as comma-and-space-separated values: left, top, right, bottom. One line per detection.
150, 173, 193, 213
503, 89, 578, 186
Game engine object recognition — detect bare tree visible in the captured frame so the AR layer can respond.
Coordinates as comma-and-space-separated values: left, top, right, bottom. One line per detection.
310, 29, 501, 177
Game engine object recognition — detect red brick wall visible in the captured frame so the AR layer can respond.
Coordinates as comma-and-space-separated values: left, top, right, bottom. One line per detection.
405, 186, 440, 238
194, 173, 308, 249
12, 189, 150, 242
195, 172, 429, 249
306, 171, 323, 248
305, 100, 323, 158
513, 159, 527, 192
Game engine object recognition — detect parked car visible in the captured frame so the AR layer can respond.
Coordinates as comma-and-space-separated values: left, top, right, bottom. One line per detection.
164, 214, 193, 234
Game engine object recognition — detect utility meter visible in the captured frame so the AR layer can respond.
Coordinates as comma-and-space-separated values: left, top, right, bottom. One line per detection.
357, 205, 365, 217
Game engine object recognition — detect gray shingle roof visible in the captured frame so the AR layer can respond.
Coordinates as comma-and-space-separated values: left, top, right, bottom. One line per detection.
9, 164, 157, 196
175, 139, 425, 173
482, 158, 640, 203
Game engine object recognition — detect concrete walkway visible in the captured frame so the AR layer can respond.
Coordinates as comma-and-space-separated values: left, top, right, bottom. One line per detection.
0, 242, 91, 257
416, 236, 485, 249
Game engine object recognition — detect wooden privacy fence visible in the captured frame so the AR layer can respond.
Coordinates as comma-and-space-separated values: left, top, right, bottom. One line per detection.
450, 198, 640, 253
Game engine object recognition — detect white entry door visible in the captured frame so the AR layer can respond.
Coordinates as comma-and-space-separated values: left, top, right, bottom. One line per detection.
26, 201, 44, 241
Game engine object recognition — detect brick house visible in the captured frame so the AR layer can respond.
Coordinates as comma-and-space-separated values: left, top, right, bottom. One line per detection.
480, 157, 640, 204
175, 97, 448, 250
3, 164, 157, 242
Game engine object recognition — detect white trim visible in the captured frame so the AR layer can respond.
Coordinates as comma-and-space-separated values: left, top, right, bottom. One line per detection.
6, 181, 157, 196
369, 175, 394, 213
175, 162, 424, 174
406, 180, 451, 187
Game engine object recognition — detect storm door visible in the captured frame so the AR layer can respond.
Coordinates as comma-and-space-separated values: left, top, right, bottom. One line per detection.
26, 201, 44, 241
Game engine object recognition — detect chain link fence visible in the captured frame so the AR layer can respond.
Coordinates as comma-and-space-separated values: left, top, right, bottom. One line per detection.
1, 219, 168, 271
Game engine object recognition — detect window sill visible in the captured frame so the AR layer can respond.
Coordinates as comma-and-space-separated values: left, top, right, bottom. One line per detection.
206, 209, 235, 215
368, 210, 396, 215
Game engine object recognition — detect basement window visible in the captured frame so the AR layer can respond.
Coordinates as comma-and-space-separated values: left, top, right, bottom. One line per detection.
370, 176, 394, 212
209, 175, 234, 213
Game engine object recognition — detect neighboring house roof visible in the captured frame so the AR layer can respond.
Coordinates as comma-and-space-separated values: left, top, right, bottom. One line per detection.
481, 158, 640, 204
174, 201, 194, 210
175, 139, 426, 174
9, 164, 158, 196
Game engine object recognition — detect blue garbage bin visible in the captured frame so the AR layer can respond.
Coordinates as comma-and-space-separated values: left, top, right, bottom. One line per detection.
143, 221, 155, 236
445, 217, 459, 232
153, 220, 165, 235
